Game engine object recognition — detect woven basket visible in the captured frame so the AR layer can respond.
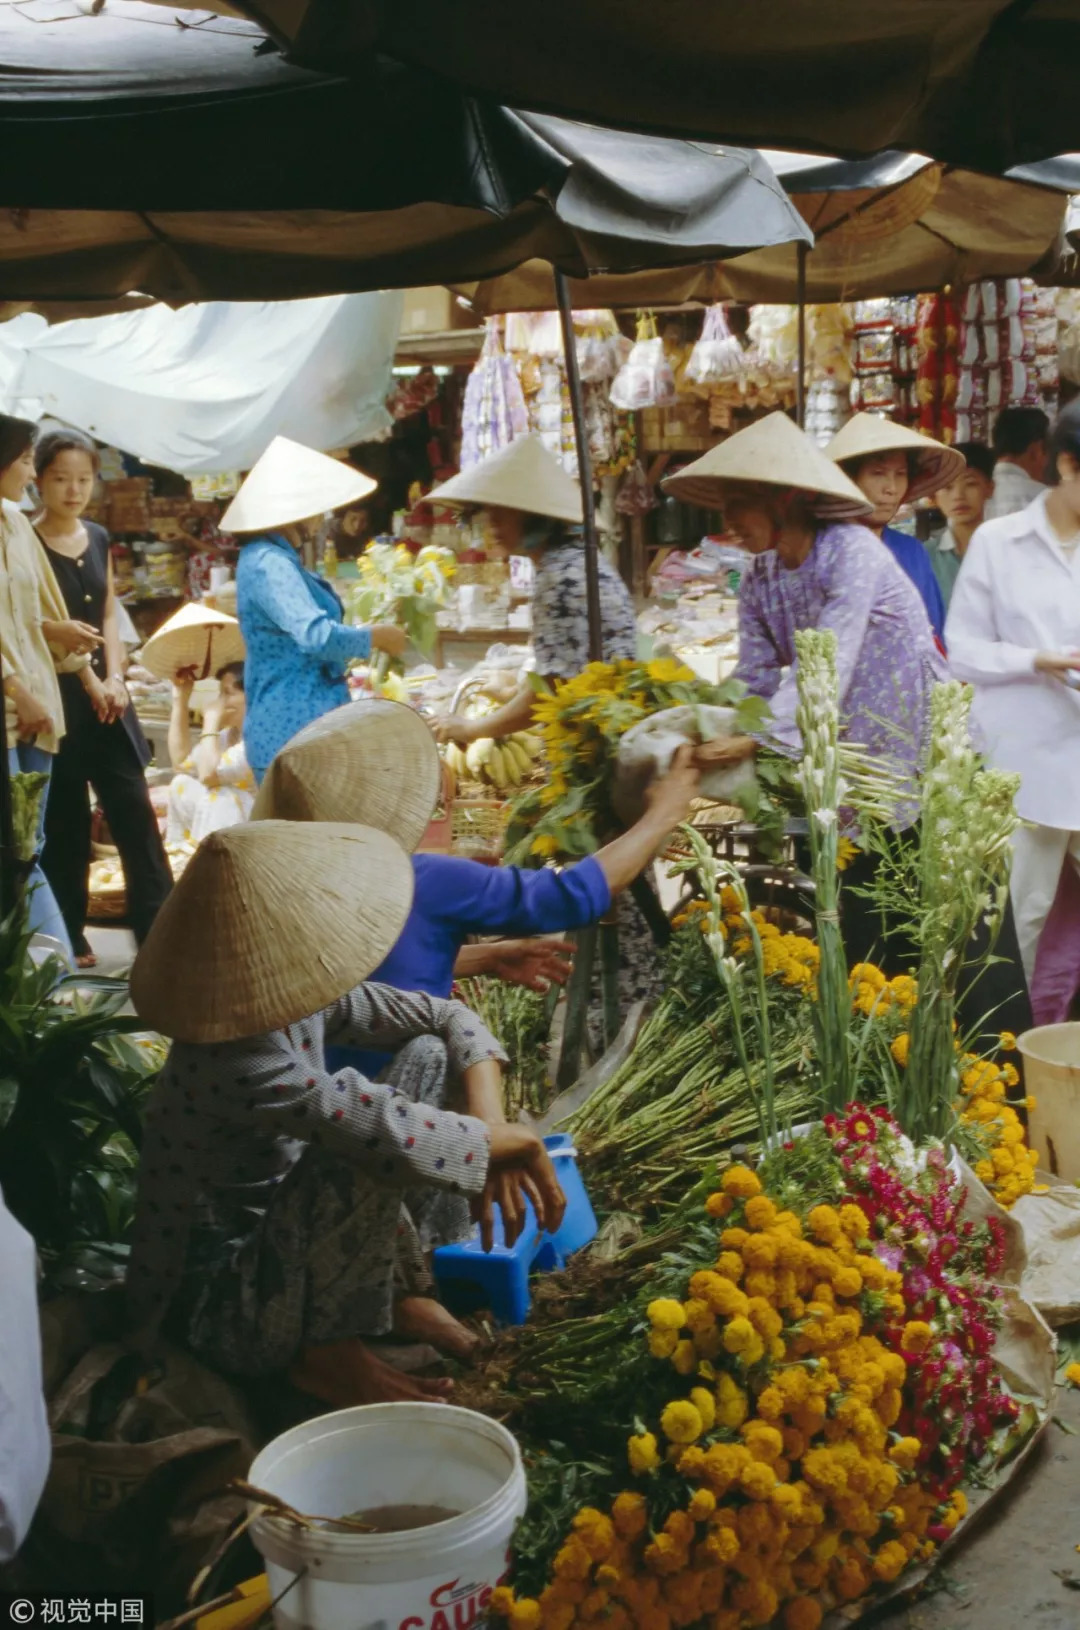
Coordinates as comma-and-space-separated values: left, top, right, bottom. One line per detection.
88, 889, 127, 921
451, 797, 509, 861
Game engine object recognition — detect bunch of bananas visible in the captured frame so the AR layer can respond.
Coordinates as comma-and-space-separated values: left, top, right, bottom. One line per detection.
443, 732, 543, 792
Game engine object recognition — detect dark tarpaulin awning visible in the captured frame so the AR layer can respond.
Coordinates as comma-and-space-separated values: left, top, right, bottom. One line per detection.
172, 0, 1080, 174
0, 4, 808, 301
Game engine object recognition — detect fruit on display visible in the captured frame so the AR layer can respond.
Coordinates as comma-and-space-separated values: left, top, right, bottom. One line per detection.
442, 731, 543, 793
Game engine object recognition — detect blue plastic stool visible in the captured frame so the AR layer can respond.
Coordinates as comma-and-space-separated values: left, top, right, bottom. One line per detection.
433, 1135, 598, 1325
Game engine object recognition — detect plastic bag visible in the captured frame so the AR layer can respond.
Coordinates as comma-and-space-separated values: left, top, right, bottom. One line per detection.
609, 314, 677, 411
459, 322, 529, 469
685, 305, 744, 387
611, 705, 758, 828
615, 459, 658, 516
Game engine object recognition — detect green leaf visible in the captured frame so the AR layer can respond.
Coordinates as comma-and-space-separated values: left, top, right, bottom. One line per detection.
0, 1076, 17, 1130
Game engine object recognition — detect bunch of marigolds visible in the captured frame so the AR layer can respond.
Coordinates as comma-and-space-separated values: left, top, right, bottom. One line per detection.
493, 1163, 974, 1630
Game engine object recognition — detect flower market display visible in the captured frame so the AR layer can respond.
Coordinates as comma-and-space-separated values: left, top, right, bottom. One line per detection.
464, 629, 1053, 1627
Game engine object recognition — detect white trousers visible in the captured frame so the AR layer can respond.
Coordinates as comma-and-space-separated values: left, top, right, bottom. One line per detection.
1010, 823, 1080, 981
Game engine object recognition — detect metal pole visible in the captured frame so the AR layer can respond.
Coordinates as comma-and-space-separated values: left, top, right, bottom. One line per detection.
554, 269, 604, 662
796, 241, 808, 428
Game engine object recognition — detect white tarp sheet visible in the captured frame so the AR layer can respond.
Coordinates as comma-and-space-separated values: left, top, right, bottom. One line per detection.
0, 291, 404, 475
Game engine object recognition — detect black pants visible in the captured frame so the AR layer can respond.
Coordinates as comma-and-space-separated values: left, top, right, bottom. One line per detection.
799, 838, 1032, 1049
43, 721, 172, 953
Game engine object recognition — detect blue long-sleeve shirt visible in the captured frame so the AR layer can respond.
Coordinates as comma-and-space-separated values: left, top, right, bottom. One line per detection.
236, 532, 372, 781
327, 851, 611, 1077
881, 526, 947, 643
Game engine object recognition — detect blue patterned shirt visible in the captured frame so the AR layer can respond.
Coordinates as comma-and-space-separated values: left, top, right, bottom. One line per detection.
236, 532, 372, 781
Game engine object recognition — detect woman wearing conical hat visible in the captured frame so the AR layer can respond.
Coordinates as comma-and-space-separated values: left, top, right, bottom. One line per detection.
826, 414, 964, 644
432, 435, 638, 746
125, 821, 565, 1407
664, 412, 947, 964
224, 437, 407, 784
429, 436, 665, 1022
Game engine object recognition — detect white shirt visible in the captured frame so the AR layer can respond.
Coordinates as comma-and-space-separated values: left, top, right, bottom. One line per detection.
0, 1188, 50, 1561
983, 461, 1046, 522
946, 493, 1080, 829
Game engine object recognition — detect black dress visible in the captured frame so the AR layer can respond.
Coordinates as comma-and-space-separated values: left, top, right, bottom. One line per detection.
40, 523, 172, 953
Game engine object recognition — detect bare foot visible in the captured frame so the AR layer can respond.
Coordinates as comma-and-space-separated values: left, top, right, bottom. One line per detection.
288, 1339, 454, 1407
76, 952, 97, 969
393, 1296, 480, 1362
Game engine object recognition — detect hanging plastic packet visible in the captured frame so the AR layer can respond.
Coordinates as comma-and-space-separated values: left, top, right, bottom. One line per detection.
609, 313, 677, 411
615, 458, 658, 515
685, 304, 744, 387
459, 321, 530, 469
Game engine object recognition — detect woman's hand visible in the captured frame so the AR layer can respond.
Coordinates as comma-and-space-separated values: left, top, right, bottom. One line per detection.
81, 670, 111, 724
43, 618, 104, 657
475, 1122, 567, 1251
483, 938, 574, 992
102, 676, 129, 720
693, 733, 757, 769
370, 624, 408, 659
435, 714, 480, 746
172, 668, 196, 701
1035, 651, 1080, 679
6, 680, 53, 741
646, 743, 701, 826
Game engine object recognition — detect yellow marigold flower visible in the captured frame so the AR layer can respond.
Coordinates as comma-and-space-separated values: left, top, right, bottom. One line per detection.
670, 1338, 697, 1376
742, 1233, 780, 1269
872, 1540, 909, 1584
1000, 1030, 1018, 1051
552, 1537, 593, 1580
742, 1422, 784, 1463
744, 1194, 778, 1230
715, 1249, 745, 1281
704, 1525, 741, 1566
721, 1163, 762, 1199
688, 1487, 716, 1522
739, 1459, 778, 1501
705, 1191, 734, 1218
690, 1385, 717, 1431
722, 1314, 756, 1355
849, 961, 886, 991
717, 1390, 750, 1430
720, 1226, 750, 1250
1026, 1094, 1038, 1111
832, 1265, 864, 1299
807, 1204, 843, 1243
628, 1431, 661, 1475
647, 1297, 687, 1331
648, 1328, 679, 1360
902, 1320, 933, 1355
611, 1490, 647, 1538
838, 1202, 870, 1242
757, 1385, 785, 1420
660, 1399, 704, 1445
509, 1601, 542, 1630
1003, 1062, 1020, 1087
1065, 1362, 1080, 1388
572, 1507, 615, 1561
783, 1599, 823, 1630
890, 1033, 911, 1068
490, 1588, 515, 1618
682, 1297, 716, 1334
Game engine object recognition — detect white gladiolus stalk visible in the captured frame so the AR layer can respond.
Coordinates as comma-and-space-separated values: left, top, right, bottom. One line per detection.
670, 826, 780, 1148
794, 629, 854, 1116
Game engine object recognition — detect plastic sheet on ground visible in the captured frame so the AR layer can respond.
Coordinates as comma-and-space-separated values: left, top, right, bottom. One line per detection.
1014, 1174, 1080, 1327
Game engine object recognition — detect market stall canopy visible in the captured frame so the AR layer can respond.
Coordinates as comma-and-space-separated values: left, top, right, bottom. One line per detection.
0, 3, 808, 301
0, 292, 403, 474
456, 156, 1073, 312
136, 0, 1080, 174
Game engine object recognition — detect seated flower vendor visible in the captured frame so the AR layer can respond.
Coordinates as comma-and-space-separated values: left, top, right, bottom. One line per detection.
251, 699, 699, 1075
825, 414, 964, 646
126, 819, 565, 1408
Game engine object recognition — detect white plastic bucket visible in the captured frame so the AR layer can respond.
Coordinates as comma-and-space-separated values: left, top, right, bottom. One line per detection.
246, 1402, 527, 1630
1018, 1023, 1080, 1181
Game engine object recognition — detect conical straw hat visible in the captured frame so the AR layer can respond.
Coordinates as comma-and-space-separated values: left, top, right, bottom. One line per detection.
140, 601, 246, 682
662, 411, 874, 520
221, 436, 377, 534
430, 434, 583, 523
251, 699, 441, 854
825, 413, 966, 503
130, 821, 414, 1043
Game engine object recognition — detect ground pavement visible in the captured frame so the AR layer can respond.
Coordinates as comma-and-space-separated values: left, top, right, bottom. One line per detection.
886, 1382, 1080, 1630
